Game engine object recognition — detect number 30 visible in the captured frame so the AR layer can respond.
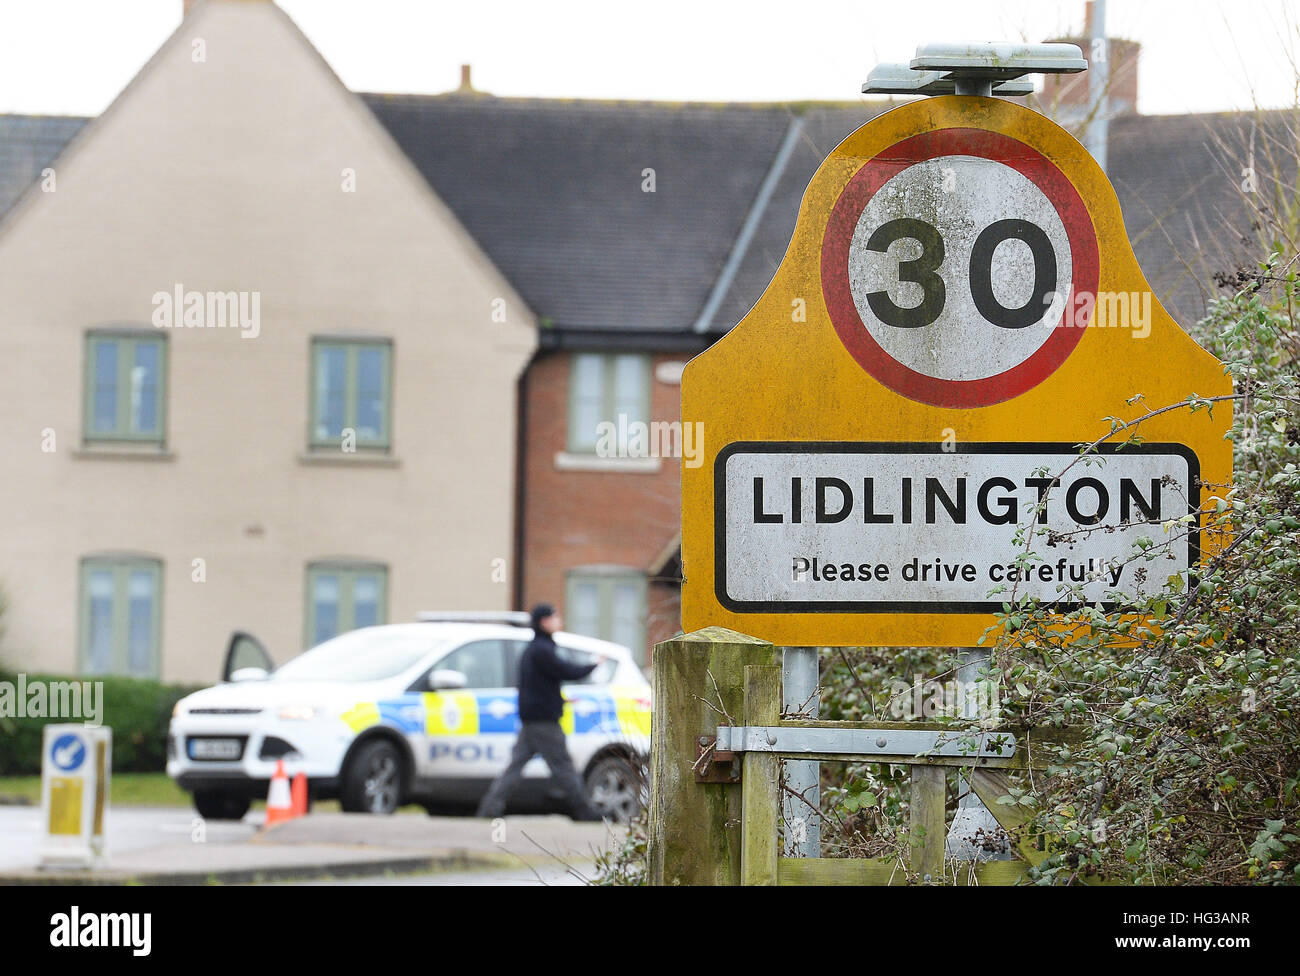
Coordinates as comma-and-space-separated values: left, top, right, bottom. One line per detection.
864, 217, 1057, 330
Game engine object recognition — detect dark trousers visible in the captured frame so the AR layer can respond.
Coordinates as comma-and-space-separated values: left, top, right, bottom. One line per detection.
476, 720, 593, 819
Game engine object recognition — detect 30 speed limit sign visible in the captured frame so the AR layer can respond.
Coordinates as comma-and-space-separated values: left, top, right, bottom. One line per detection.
821, 128, 1099, 408
681, 96, 1232, 649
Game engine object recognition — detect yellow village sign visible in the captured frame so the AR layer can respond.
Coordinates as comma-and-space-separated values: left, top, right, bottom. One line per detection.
681, 93, 1232, 648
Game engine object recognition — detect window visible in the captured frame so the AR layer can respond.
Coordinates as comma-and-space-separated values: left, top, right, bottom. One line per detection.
84, 332, 166, 442
305, 563, 387, 647
566, 569, 648, 664
567, 353, 650, 453
436, 640, 509, 689
310, 339, 391, 449
80, 557, 162, 677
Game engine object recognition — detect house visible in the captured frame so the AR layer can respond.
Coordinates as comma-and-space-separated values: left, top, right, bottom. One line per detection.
0, 0, 1284, 678
0, 0, 535, 682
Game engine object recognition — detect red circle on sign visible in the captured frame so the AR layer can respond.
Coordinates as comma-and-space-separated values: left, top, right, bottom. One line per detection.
820, 128, 1100, 408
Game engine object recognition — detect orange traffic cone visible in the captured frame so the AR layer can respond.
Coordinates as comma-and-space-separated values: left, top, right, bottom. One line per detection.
264, 759, 295, 827
290, 772, 309, 817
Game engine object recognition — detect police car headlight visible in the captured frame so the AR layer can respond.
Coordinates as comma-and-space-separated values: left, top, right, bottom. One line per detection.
278, 705, 318, 721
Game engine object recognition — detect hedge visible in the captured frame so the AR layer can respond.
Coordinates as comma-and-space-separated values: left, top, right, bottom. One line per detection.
0, 670, 204, 775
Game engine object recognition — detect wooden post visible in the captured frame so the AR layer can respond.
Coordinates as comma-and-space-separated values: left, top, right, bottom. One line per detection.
647, 627, 778, 886
910, 765, 946, 882
741, 664, 781, 885
969, 768, 1047, 869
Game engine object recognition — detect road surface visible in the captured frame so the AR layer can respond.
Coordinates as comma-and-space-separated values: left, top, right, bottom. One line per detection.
0, 806, 613, 885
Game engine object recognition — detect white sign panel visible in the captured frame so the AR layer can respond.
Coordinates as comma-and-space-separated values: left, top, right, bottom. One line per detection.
716, 442, 1198, 612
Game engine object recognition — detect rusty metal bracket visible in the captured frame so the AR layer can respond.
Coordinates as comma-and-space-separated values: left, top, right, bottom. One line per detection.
694, 735, 741, 784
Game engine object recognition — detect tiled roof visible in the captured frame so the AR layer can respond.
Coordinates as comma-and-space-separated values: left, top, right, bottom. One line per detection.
363, 94, 811, 333
1107, 109, 1299, 325
703, 105, 1296, 333
1, 97, 1290, 335
0, 114, 88, 216
703, 106, 869, 333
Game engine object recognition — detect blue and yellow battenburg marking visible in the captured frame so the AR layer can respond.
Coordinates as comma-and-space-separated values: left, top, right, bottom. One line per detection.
613, 691, 652, 737
340, 701, 381, 733
339, 687, 651, 737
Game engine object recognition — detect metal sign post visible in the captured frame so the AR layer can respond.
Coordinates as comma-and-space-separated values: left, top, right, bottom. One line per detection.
1087, 0, 1110, 171
781, 645, 820, 857
944, 646, 1009, 861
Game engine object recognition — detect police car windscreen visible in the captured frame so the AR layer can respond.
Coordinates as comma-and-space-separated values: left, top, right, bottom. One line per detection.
273, 630, 442, 682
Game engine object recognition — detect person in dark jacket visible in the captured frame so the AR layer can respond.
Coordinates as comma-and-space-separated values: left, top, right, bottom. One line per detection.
476, 603, 607, 820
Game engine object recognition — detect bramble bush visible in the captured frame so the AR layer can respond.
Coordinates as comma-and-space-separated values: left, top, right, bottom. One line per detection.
808, 268, 1299, 884
972, 261, 1300, 885
598, 255, 1300, 885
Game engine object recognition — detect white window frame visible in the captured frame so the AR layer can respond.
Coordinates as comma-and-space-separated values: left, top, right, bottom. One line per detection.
566, 353, 651, 454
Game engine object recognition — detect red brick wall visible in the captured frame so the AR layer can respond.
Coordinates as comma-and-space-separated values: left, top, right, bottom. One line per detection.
519, 350, 686, 663
645, 580, 682, 660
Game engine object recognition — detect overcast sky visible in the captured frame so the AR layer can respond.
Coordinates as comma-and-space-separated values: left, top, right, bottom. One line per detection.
1, 0, 1298, 117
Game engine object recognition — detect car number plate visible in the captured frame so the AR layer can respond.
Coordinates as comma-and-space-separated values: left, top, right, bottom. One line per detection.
189, 738, 242, 760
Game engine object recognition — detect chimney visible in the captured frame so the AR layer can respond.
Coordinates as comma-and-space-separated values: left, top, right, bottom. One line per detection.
458, 64, 474, 93
1039, 1, 1140, 122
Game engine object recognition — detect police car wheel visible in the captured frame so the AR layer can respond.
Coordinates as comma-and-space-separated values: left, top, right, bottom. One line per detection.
192, 790, 251, 821
341, 740, 403, 814
585, 756, 644, 823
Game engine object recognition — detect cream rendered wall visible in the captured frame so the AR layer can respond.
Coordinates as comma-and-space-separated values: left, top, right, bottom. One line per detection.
0, 0, 536, 682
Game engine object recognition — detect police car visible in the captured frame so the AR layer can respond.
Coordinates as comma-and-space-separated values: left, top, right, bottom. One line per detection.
166, 613, 651, 821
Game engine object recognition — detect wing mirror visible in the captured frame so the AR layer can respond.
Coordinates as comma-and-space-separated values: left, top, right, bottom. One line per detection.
427, 669, 468, 691
229, 666, 269, 683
